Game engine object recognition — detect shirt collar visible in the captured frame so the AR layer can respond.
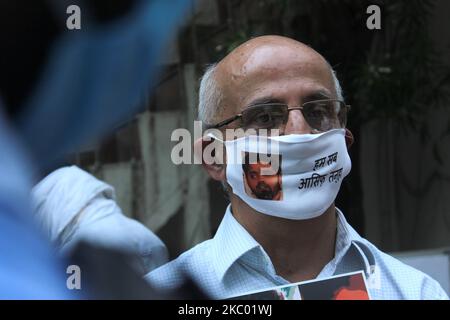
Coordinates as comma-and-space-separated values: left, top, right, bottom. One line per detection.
334, 207, 376, 278
212, 205, 376, 281
212, 205, 263, 280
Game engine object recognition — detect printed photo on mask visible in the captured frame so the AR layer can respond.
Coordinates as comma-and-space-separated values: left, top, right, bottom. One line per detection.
242, 152, 283, 201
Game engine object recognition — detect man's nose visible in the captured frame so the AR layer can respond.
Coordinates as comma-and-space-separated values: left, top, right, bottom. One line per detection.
283, 109, 312, 134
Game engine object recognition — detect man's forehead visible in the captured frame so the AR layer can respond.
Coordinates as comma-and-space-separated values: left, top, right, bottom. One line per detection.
232, 45, 324, 72
218, 37, 329, 76
215, 36, 334, 107
249, 161, 273, 169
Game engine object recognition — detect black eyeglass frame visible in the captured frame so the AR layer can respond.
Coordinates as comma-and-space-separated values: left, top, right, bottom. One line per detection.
204, 99, 351, 130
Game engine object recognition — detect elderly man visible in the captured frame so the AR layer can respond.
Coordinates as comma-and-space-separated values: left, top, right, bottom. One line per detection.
146, 36, 448, 299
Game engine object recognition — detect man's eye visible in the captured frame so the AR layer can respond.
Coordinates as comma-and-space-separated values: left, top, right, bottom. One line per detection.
254, 112, 272, 124
309, 107, 328, 118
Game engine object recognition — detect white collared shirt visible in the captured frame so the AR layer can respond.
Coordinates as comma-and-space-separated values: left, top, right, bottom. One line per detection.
145, 205, 448, 300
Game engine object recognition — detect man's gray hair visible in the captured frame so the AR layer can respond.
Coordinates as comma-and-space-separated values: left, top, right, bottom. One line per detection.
198, 64, 222, 125
197, 63, 344, 125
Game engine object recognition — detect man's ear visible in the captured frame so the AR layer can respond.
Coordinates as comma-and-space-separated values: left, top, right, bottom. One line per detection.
345, 128, 354, 149
193, 137, 226, 182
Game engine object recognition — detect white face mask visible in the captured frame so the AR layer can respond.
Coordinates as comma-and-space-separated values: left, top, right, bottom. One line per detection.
210, 129, 351, 220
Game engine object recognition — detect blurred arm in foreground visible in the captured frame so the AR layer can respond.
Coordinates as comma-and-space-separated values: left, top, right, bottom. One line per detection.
0, 0, 193, 299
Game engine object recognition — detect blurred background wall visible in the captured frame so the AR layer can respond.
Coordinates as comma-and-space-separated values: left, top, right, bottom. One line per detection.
64, 0, 450, 259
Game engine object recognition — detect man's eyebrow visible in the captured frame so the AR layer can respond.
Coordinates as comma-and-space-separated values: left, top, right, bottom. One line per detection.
245, 96, 285, 107
303, 90, 332, 102
245, 90, 334, 108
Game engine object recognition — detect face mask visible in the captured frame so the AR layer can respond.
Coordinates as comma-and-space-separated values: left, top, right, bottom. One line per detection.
210, 129, 351, 220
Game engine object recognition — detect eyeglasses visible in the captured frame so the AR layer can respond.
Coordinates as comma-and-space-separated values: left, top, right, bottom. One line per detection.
205, 99, 351, 132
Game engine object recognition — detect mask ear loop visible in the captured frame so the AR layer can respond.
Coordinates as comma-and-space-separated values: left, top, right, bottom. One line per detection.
345, 128, 354, 149
200, 133, 231, 197
201, 132, 226, 166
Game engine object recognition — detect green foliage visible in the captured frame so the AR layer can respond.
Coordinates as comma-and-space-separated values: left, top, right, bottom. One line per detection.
352, 0, 450, 134
219, 0, 450, 135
